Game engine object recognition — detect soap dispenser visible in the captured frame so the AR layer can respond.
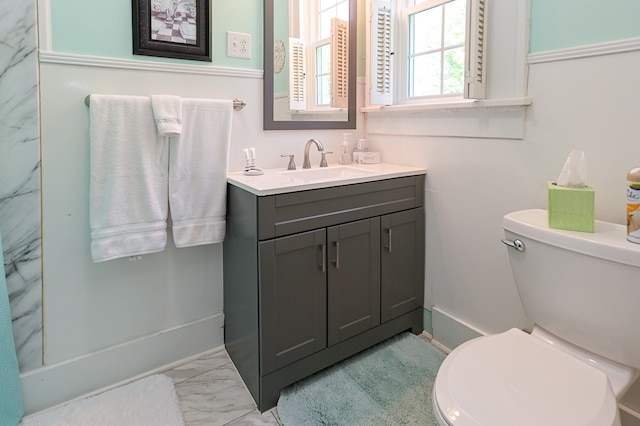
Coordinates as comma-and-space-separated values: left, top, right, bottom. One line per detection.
339, 133, 352, 165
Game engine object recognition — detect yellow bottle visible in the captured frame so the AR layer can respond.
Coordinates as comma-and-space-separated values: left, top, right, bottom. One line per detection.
627, 167, 640, 243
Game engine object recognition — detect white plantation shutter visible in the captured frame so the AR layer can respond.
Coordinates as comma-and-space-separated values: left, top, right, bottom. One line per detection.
369, 0, 393, 105
331, 18, 349, 108
464, 0, 488, 99
289, 37, 307, 110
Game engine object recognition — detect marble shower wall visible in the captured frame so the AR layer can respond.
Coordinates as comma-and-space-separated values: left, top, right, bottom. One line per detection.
0, 1, 43, 371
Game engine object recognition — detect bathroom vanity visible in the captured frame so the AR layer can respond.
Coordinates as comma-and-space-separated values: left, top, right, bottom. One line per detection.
223, 164, 426, 411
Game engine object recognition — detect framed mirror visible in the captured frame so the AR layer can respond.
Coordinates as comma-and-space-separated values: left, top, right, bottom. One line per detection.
264, 0, 357, 130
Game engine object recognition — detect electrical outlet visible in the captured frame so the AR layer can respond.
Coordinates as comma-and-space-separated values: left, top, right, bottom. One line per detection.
227, 31, 252, 59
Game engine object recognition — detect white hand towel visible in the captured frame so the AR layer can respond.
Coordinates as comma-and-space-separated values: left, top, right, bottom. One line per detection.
151, 95, 182, 137
90, 95, 169, 262
169, 98, 232, 247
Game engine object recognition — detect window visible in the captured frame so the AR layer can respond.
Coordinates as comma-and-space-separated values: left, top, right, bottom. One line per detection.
407, 0, 466, 97
289, 0, 350, 111
369, 0, 487, 106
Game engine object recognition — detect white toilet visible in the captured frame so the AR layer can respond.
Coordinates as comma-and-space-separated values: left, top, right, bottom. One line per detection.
432, 209, 640, 426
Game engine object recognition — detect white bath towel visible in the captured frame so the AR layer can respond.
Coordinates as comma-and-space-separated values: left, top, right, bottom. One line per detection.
89, 95, 169, 262
151, 95, 182, 137
169, 98, 232, 247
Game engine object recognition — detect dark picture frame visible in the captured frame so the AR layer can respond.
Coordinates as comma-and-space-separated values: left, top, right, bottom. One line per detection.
132, 0, 211, 62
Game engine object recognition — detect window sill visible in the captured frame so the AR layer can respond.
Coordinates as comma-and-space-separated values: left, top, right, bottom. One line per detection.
361, 97, 532, 114
362, 97, 532, 140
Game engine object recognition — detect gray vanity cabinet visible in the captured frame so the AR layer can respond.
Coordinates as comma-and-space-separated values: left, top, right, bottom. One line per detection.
224, 175, 425, 412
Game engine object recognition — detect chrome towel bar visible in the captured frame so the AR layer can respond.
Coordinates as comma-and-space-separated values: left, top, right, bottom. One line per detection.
84, 95, 246, 111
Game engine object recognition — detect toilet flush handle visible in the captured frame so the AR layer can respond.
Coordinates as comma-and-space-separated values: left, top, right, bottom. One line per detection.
501, 239, 525, 252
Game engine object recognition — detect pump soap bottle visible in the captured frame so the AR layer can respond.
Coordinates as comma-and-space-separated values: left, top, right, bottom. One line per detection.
627, 167, 640, 243
339, 133, 352, 165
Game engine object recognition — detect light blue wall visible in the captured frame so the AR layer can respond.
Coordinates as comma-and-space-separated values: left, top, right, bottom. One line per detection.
273, 0, 290, 94
213, 0, 263, 69
530, 0, 640, 53
50, 0, 263, 69
52, 2, 640, 69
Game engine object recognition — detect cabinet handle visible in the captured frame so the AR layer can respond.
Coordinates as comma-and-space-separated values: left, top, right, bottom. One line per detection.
333, 241, 340, 268
321, 244, 326, 272
385, 228, 392, 252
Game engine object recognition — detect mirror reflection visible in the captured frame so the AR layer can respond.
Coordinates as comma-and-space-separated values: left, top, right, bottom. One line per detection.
264, 0, 356, 130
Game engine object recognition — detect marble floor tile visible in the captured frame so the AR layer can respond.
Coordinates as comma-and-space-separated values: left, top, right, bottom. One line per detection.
165, 351, 232, 384
177, 382, 256, 426
225, 409, 280, 426
168, 349, 281, 425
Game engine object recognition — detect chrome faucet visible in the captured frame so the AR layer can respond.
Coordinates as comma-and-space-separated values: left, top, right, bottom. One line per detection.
303, 138, 324, 169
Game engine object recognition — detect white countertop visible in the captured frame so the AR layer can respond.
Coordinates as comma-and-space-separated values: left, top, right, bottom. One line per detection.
227, 163, 426, 196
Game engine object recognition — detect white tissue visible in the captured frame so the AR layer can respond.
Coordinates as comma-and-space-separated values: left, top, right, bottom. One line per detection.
556, 149, 588, 188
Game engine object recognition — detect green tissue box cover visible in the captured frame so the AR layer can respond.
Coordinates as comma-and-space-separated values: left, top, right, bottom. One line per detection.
547, 181, 594, 232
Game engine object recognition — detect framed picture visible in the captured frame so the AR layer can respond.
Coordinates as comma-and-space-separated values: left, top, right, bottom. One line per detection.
132, 0, 211, 62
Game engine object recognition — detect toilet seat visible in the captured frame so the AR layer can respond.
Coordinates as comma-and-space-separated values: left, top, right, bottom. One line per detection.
433, 328, 620, 426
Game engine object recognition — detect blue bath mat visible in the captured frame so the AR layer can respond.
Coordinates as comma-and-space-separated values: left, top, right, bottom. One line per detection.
277, 332, 446, 426
0, 232, 23, 425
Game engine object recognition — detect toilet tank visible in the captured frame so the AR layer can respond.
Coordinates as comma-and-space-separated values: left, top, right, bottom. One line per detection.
503, 209, 640, 370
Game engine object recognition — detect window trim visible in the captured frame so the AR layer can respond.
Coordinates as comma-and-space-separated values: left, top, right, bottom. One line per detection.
367, 0, 497, 109
363, 96, 531, 140
361, 96, 531, 114
363, 0, 531, 140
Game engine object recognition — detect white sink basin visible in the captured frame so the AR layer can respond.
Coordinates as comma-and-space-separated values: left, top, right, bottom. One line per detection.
227, 163, 426, 196
281, 166, 376, 182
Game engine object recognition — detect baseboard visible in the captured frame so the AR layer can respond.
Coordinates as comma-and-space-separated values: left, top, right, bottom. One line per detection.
620, 404, 640, 426
620, 376, 640, 425
423, 307, 433, 335
431, 306, 486, 352
20, 313, 224, 415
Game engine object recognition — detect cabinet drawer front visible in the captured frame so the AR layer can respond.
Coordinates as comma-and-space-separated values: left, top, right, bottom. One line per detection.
258, 175, 424, 240
259, 230, 327, 375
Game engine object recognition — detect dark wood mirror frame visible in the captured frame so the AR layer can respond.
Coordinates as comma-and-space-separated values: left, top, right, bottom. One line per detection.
263, 0, 357, 130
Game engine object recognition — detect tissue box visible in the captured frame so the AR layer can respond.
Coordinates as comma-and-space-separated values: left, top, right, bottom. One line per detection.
547, 181, 594, 232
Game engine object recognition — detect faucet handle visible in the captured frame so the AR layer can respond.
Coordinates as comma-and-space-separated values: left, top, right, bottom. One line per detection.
319, 152, 333, 168
281, 154, 296, 170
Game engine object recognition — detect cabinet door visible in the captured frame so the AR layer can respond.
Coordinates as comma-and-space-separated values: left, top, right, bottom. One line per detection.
327, 218, 380, 346
381, 208, 425, 322
259, 229, 327, 374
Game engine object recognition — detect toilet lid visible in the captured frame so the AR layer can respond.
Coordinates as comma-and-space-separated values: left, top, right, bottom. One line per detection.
434, 328, 619, 426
